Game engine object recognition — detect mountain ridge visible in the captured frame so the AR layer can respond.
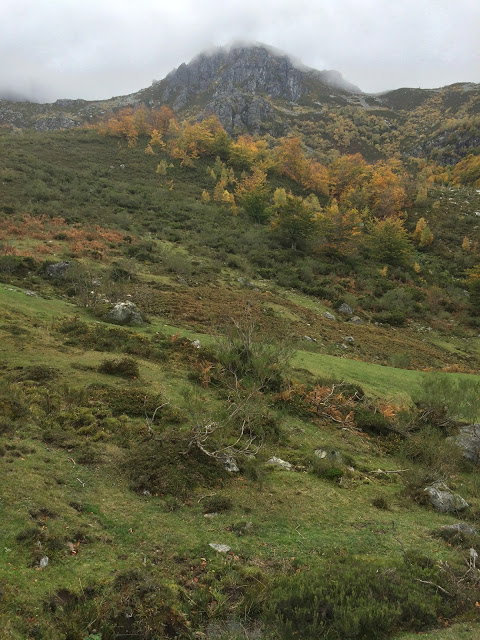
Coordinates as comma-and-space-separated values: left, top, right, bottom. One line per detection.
0, 42, 479, 162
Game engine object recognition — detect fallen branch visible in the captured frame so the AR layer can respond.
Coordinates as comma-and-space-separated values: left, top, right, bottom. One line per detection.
414, 579, 453, 597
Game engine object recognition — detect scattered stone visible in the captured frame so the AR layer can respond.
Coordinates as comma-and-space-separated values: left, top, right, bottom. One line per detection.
424, 481, 469, 513
209, 543, 231, 553
191, 339, 201, 349
204, 513, 219, 519
25, 290, 37, 296
453, 424, 480, 465
349, 316, 363, 325
266, 456, 292, 470
223, 456, 239, 473
104, 301, 144, 326
338, 303, 354, 315
303, 335, 316, 342
344, 336, 355, 344
441, 523, 477, 536
45, 261, 71, 278
324, 311, 336, 321
314, 448, 343, 464
39, 556, 49, 569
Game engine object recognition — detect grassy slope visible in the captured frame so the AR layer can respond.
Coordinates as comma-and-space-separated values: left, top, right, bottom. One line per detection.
1, 127, 480, 638
1, 283, 480, 638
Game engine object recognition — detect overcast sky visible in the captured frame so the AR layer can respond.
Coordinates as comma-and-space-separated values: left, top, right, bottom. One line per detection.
1, 0, 479, 102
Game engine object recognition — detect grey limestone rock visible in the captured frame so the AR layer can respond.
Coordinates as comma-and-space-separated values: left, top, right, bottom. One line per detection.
223, 456, 239, 473
349, 316, 363, 324
441, 523, 477, 536
424, 481, 469, 513
209, 543, 231, 553
453, 424, 480, 464
324, 311, 336, 320
338, 303, 354, 315
314, 448, 343, 464
45, 261, 71, 278
104, 301, 144, 326
266, 456, 292, 470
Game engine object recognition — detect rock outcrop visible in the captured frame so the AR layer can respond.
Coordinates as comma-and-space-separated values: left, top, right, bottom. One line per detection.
104, 301, 144, 326
424, 481, 469, 513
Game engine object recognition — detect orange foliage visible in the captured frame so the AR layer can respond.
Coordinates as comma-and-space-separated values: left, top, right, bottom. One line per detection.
275, 136, 329, 196
0, 215, 125, 260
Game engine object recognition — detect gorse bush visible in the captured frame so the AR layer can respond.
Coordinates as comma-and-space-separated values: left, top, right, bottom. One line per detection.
98, 357, 140, 379
415, 373, 480, 425
125, 431, 227, 497
265, 557, 461, 639
214, 314, 290, 392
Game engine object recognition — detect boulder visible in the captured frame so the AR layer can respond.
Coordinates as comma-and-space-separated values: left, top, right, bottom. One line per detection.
324, 311, 336, 321
454, 424, 480, 464
266, 456, 292, 470
344, 336, 355, 344
104, 301, 144, 326
223, 456, 239, 473
45, 261, 70, 278
441, 523, 477, 536
338, 303, 354, 315
315, 448, 343, 464
349, 316, 363, 325
191, 339, 201, 349
424, 481, 469, 513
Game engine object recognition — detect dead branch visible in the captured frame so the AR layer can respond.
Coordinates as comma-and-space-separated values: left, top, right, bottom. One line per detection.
414, 579, 453, 597
145, 396, 170, 434
371, 469, 410, 474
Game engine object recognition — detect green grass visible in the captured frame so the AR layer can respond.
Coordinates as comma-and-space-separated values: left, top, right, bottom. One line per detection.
1, 124, 480, 637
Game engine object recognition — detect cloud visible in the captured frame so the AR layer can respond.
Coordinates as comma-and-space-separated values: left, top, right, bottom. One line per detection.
0, 0, 479, 102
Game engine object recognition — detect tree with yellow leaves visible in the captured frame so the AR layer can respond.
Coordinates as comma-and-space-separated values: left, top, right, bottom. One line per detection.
413, 217, 434, 248
364, 217, 413, 266
271, 193, 319, 250
234, 167, 270, 222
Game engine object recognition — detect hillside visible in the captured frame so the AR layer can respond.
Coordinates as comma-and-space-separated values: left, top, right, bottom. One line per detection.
0, 49, 480, 639
0, 44, 479, 163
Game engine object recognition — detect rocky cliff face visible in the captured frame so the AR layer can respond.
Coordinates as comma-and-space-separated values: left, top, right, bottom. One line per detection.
0, 43, 478, 162
141, 44, 359, 132
0, 44, 360, 133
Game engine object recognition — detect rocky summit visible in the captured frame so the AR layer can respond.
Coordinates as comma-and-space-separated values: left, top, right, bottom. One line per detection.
2, 41, 478, 147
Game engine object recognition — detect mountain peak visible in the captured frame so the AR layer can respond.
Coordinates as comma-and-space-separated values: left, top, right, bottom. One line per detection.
145, 42, 360, 133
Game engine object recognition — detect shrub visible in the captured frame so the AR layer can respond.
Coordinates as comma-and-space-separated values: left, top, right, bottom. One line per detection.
124, 430, 227, 497
414, 373, 480, 427
373, 310, 406, 326
203, 495, 233, 513
372, 496, 391, 510
398, 426, 462, 475
433, 526, 479, 549
98, 357, 140, 379
265, 557, 460, 639
354, 407, 392, 436
17, 364, 59, 382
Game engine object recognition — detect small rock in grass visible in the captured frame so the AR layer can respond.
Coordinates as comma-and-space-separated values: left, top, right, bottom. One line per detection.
266, 456, 292, 470
338, 303, 354, 315
209, 543, 231, 553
